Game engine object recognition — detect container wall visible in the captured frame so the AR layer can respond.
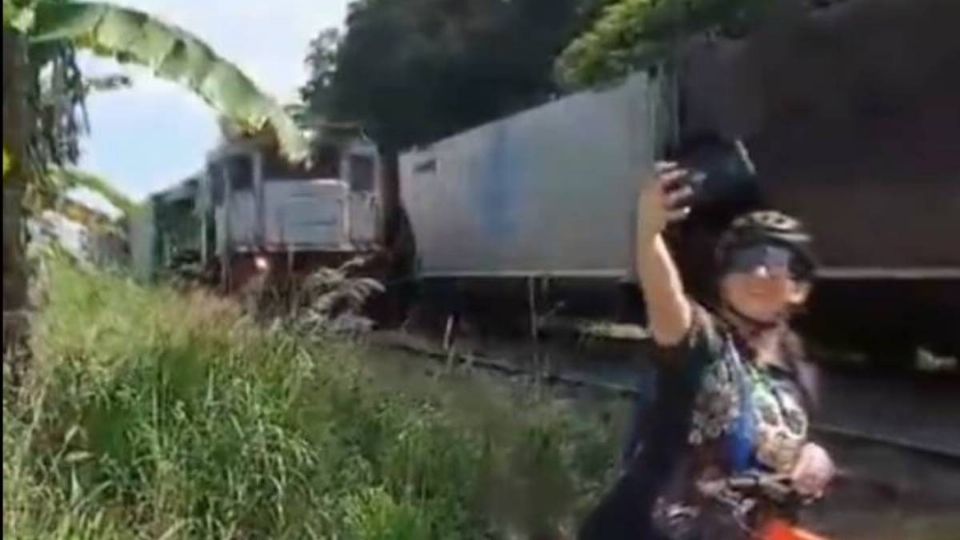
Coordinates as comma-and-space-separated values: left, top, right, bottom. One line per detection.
680, 0, 960, 275
400, 73, 668, 278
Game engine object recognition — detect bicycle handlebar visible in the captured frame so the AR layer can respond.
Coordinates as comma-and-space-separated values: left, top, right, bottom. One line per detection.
697, 472, 834, 540
696, 472, 811, 506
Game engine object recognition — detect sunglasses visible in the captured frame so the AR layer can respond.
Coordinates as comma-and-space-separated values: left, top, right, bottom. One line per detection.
725, 244, 796, 277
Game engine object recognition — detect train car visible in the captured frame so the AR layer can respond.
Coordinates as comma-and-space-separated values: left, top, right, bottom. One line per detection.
129, 173, 205, 283
400, 73, 672, 282
29, 203, 127, 268
128, 200, 156, 283
397, 72, 678, 333
675, 0, 960, 359
396, 0, 960, 358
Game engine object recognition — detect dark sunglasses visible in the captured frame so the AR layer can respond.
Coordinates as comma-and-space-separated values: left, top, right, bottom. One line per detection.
725, 244, 796, 277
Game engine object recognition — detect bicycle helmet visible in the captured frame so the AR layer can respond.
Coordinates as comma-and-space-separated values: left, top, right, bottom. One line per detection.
716, 210, 817, 280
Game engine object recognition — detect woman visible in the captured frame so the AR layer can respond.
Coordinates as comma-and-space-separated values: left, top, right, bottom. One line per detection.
580, 160, 835, 539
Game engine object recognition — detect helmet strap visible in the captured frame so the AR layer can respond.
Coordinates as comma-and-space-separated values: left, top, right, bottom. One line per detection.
720, 301, 785, 340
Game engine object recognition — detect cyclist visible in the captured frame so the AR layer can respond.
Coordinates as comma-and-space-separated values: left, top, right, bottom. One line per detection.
580, 154, 835, 539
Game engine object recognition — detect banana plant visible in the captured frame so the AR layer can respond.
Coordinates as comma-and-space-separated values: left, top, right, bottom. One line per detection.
2, 0, 309, 357
45, 167, 135, 215
28, 0, 309, 161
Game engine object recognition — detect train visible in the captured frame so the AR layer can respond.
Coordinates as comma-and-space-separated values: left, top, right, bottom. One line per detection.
134, 0, 960, 362
130, 131, 384, 289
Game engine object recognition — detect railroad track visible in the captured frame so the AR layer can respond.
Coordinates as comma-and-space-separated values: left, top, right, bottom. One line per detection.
370, 330, 960, 540
370, 331, 960, 464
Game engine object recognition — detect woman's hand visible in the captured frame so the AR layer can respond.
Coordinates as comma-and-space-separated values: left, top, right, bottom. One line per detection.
637, 162, 695, 241
634, 162, 695, 346
790, 442, 835, 498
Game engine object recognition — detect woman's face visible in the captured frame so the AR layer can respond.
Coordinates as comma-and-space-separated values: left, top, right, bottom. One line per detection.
719, 245, 810, 323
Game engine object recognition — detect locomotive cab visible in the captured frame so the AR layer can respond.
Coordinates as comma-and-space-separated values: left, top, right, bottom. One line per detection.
137, 133, 385, 293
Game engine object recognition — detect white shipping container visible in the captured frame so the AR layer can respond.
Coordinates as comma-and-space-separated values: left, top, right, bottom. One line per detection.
400, 72, 673, 279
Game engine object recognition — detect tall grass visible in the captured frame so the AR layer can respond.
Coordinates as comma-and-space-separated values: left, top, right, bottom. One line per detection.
4, 261, 619, 539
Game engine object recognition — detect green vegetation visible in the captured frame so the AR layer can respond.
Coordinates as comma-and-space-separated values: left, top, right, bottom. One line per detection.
24, 0, 309, 162
555, 0, 771, 88
4, 0, 310, 365
4, 260, 620, 539
303, 0, 601, 150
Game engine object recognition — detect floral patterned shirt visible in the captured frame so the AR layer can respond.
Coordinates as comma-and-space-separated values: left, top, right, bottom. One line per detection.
650, 301, 817, 539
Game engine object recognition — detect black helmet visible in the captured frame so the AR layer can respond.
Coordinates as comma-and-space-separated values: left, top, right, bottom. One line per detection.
715, 210, 817, 279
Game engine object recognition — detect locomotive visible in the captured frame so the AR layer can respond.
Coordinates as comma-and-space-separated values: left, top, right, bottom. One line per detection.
131, 131, 384, 290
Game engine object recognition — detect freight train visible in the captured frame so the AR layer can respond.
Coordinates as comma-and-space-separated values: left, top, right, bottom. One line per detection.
134, 0, 960, 362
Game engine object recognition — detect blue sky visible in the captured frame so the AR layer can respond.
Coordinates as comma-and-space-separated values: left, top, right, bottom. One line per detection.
75, 0, 350, 214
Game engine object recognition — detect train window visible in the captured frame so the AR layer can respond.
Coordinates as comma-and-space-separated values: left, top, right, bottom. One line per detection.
349, 154, 375, 192
262, 144, 339, 180
225, 154, 254, 192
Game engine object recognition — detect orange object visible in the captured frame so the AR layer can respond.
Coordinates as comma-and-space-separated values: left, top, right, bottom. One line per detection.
757, 519, 829, 540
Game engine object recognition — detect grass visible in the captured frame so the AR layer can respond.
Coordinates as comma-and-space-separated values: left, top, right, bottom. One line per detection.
3, 260, 620, 539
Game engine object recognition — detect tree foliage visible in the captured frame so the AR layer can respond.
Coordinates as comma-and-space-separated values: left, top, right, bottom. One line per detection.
301, 28, 340, 117
304, 0, 601, 150
555, 0, 772, 88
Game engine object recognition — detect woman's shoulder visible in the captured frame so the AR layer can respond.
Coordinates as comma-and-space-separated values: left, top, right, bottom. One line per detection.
652, 298, 729, 368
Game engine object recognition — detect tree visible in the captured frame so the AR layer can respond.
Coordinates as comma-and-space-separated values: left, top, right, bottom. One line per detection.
2, 0, 308, 359
305, 0, 599, 152
555, 0, 771, 88
301, 28, 340, 116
